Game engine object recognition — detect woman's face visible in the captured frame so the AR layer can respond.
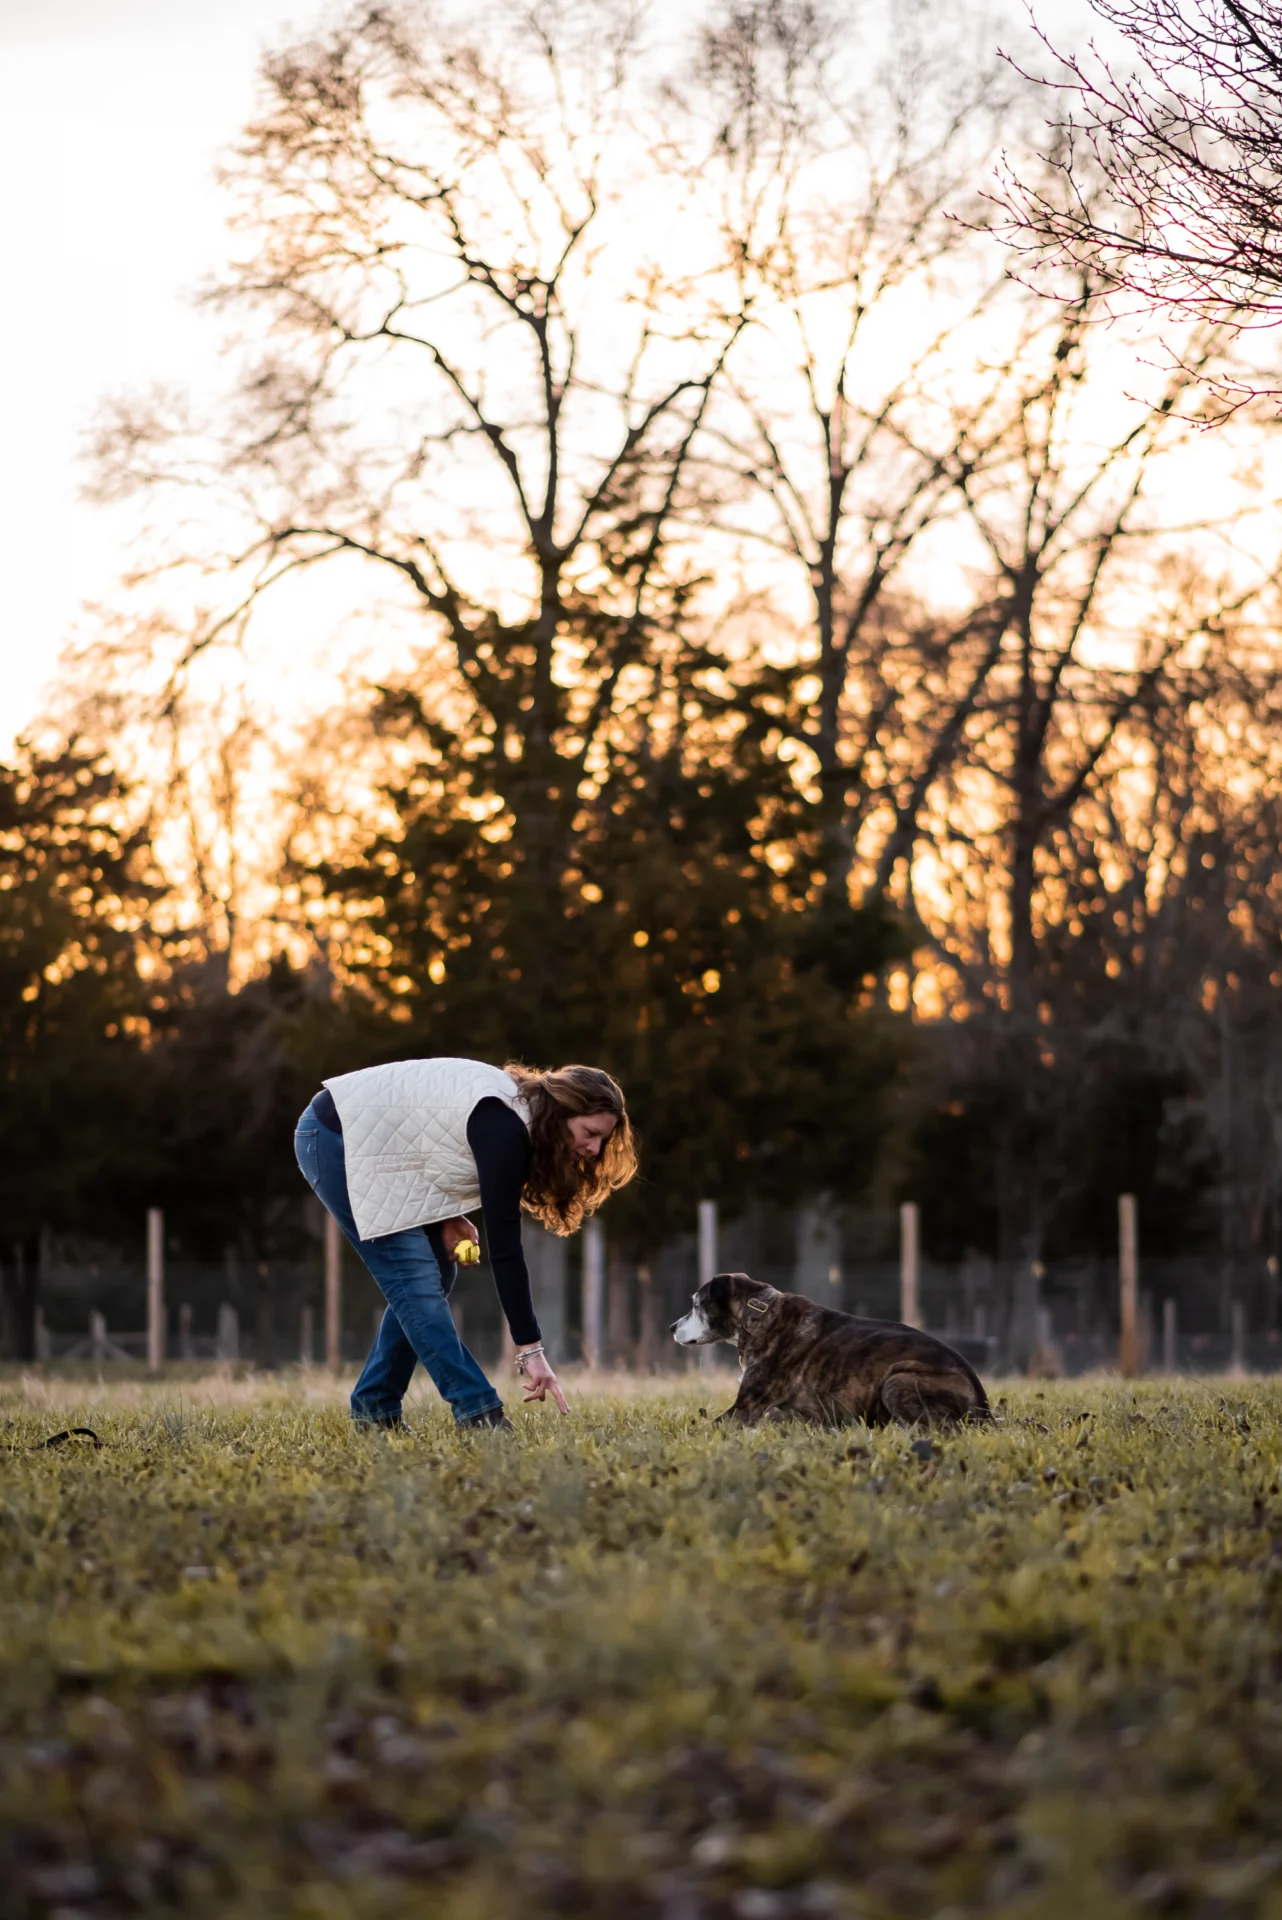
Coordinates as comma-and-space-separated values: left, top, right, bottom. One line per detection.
566, 1111, 618, 1159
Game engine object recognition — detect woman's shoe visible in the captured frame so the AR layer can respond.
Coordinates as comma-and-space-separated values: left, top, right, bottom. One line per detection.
458, 1406, 514, 1431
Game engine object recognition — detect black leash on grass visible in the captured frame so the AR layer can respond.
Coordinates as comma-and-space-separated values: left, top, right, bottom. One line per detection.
3, 1427, 104, 1451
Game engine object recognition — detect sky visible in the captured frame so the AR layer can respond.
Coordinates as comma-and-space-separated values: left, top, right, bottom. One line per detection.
0, 0, 304, 751
0, 0, 1108, 755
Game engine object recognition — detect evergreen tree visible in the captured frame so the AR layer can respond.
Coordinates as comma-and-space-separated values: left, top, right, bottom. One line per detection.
309, 642, 909, 1248
0, 744, 158, 1356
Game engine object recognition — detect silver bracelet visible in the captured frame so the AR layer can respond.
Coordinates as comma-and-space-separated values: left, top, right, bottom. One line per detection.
514, 1344, 545, 1375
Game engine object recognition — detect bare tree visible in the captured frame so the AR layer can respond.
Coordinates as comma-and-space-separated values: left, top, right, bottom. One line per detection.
999, 1, 1282, 359
893, 302, 1261, 1264
88, 0, 757, 983
84, 0, 1027, 1016
46, 612, 282, 979
1074, 638, 1282, 1275
690, 0, 1015, 916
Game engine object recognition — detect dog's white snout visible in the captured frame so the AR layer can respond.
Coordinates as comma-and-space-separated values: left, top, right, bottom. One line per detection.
671, 1306, 712, 1346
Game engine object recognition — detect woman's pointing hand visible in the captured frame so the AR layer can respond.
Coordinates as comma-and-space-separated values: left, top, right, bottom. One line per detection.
519, 1349, 569, 1414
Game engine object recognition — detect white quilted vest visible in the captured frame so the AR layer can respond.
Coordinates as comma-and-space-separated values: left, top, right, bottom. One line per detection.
322, 1057, 530, 1241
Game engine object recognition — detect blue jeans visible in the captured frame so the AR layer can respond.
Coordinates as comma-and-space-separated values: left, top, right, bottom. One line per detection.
293, 1100, 503, 1426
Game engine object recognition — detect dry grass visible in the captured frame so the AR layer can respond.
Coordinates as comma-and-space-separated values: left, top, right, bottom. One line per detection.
3, 1369, 1282, 1918
0, 1364, 690, 1415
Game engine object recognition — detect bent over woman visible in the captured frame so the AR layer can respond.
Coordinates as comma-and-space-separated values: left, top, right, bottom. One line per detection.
294, 1058, 636, 1429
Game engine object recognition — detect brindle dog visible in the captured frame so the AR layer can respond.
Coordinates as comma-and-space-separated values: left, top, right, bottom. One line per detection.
672, 1272, 991, 1427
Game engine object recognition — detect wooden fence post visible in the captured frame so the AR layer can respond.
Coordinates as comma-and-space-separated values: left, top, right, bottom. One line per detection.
1162, 1297, 1176, 1373
146, 1208, 165, 1374
300, 1305, 314, 1367
582, 1219, 605, 1368
324, 1214, 342, 1374
80, 1311, 127, 1364
608, 1246, 631, 1368
255, 1259, 274, 1369
216, 1302, 239, 1363
637, 1263, 660, 1372
698, 1200, 718, 1370
900, 1202, 920, 1328
1118, 1194, 1139, 1377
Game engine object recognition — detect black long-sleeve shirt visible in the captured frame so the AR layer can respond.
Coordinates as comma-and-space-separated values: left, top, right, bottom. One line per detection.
312, 1090, 539, 1346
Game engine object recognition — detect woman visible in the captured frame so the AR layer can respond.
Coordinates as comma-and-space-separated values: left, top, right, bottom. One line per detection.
294, 1058, 636, 1429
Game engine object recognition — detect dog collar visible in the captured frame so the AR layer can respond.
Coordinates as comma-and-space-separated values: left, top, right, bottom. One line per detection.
743, 1288, 779, 1321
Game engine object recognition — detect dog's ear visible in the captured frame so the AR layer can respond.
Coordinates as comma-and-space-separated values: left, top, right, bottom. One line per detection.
700, 1273, 734, 1315
698, 1272, 748, 1334
709, 1273, 757, 1320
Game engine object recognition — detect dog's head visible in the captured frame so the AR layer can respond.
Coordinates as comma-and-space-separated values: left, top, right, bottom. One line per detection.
671, 1272, 775, 1346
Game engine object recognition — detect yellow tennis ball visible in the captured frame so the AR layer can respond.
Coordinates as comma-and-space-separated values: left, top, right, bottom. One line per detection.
457, 1239, 480, 1266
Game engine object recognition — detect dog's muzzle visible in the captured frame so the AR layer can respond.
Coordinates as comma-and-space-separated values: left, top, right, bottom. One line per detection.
671, 1306, 713, 1346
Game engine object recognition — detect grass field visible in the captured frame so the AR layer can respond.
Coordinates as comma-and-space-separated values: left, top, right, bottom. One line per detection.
4, 1369, 1282, 1919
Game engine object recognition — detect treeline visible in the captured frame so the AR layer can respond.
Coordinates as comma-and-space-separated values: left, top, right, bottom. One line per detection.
6, 0, 1282, 1355
0, 734, 908, 1353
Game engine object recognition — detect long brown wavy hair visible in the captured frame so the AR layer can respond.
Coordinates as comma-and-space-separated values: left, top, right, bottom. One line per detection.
504, 1063, 638, 1235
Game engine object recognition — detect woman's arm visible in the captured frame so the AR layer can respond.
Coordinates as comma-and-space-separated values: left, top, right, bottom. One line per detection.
465, 1098, 541, 1347
465, 1099, 568, 1413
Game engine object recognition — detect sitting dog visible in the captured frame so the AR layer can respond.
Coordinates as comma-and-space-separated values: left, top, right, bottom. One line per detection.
672, 1272, 991, 1427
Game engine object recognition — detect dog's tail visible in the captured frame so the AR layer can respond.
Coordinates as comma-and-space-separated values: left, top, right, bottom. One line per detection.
938, 1381, 992, 1423
922, 1371, 991, 1424
961, 1367, 993, 1421
880, 1371, 991, 1425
